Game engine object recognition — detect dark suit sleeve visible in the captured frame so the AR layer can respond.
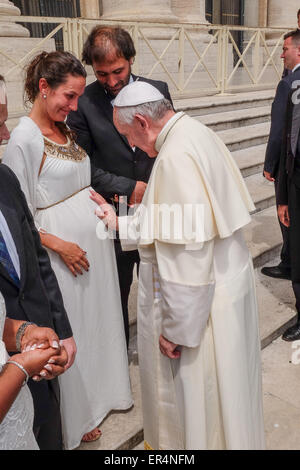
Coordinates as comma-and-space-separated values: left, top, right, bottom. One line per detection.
90, 163, 136, 199
277, 94, 293, 206
10, 168, 73, 339
68, 106, 137, 199
264, 79, 291, 176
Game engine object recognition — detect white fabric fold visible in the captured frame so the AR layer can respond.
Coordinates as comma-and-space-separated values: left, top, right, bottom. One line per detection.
160, 278, 215, 348
3, 117, 45, 215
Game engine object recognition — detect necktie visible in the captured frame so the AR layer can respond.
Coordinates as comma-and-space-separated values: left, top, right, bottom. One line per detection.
0, 229, 20, 287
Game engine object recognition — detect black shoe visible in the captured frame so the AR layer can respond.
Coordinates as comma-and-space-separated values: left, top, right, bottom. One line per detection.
282, 322, 300, 341
261, 265, 291, 280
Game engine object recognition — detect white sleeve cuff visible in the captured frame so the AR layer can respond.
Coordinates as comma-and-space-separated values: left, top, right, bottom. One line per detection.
160, 278, 215, 348
118, 215, 139, 251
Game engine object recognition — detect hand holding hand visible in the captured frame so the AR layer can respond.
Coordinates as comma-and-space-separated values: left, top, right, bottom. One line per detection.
9, 347, 59, 379
21, 325, 60, 353
31, 346, 68, 381
159, 334, 181, 359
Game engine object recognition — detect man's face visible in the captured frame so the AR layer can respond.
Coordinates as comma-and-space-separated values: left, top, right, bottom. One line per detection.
113, 109, 157, 157
281, 37, 300, 70
92, 55, 132, 97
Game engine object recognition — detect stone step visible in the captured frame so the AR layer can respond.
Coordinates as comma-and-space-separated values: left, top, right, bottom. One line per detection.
175, 89, 275, 117
245, 173, 275, 213
217, 121, 270, 151
197, 105, 271, 132
232, 144, 266, 178
244, 205, 281, 269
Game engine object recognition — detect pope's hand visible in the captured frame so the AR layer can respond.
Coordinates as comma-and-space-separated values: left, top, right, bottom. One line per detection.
129, 181, 147, 206
159, 334, 181, 359
90, 190, 119, 231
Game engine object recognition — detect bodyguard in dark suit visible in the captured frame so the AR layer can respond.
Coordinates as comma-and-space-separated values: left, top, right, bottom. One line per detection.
0, 163, 73, 449
276, 30, 300, 341
261, 31, 300, 280
67, 26, 173, 346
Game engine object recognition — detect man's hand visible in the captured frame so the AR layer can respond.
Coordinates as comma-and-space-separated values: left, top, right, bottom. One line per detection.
263, 170, 275, 182
129, 181, 147, 206
278, 204, 290, 227
21, 325, 60, 352
60, 336, 77, 370
159, 334, 181, 359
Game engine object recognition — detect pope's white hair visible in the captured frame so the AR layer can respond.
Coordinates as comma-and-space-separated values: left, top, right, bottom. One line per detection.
115, 98, 173, 125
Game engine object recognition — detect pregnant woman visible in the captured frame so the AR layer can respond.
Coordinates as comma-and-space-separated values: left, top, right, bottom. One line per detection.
3, 51, 132, 449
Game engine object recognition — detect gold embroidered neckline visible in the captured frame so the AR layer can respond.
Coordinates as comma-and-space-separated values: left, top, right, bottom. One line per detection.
43, 136, 87, 162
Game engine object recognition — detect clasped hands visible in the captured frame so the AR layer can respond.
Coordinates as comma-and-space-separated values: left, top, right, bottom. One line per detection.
14, 325, 68, 382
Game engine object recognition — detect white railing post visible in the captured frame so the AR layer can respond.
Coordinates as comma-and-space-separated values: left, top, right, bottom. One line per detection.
132, 24, 140, 76
253, 30, 261, 84
178, 26, 185, 92
217, 27, 228, 94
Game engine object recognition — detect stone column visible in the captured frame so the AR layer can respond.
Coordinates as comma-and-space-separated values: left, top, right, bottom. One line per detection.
258, 0, 268, 28
171, 0, 209, 24
101, 0, 178, 23
244, 0, 259, 28
80, 0, 100, 19
0, 0, 29, 36
267, 0, 299, 29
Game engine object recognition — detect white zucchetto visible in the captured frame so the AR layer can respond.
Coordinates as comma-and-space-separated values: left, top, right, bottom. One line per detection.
114, 81, 165, 107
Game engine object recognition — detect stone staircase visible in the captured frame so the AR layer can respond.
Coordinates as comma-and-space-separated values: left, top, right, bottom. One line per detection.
2, 89, 296, 450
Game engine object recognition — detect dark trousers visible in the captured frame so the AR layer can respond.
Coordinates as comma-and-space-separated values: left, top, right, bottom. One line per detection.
287, 177, 300, 318
115, 241, 140, 348
275, 178, 291, 270
30, 378, 63, 450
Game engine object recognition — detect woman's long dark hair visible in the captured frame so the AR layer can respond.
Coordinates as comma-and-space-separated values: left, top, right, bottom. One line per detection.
24, 51, 86, 136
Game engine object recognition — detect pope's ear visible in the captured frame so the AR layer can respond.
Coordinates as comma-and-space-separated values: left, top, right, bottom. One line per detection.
134, 114, 148, 130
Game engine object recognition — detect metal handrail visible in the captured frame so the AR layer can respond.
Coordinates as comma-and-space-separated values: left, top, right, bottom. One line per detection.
0, 16, 290, 98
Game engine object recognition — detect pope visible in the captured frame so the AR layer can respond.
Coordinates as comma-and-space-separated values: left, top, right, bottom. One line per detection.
90, 81, 265, 450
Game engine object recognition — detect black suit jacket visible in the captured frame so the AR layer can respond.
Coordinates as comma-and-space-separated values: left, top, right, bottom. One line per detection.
264, 67, 300, 178
67, 75, 173, 199
0, 163, 72, 425
277, 84, 300, 205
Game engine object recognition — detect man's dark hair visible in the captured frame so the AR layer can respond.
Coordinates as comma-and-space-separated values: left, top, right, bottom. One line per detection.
297, 8, 300, 19
82, 26, 136, 65
284, 29, 300, 45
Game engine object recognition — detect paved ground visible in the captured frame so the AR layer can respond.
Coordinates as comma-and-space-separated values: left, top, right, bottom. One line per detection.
263, 337, 300, 450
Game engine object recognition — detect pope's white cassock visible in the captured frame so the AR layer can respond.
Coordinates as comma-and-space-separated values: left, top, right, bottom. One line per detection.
116, 111, 265, 450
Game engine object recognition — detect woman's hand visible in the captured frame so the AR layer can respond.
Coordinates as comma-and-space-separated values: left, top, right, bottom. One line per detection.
57, 239, 89, 277
90, 190, 118, 231
21, 325, 60, 352
9, 347, 59, 379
